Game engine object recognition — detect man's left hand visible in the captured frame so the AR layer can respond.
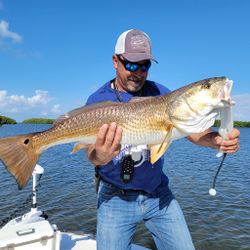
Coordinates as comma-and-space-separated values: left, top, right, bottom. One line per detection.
213, 128, 240, 154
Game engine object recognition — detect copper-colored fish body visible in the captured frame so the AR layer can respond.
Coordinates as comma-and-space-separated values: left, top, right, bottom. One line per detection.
0, 77, 234, 188
32, 95, 170, 150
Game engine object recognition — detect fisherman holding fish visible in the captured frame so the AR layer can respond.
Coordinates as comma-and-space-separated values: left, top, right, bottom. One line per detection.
85, 29, 240, 250
0, 29, 240, 250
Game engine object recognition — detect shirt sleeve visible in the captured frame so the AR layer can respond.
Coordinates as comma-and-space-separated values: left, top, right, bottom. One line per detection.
85, 94, 98, 106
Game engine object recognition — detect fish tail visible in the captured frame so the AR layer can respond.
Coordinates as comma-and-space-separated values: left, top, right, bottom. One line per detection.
0, 134, 41, 189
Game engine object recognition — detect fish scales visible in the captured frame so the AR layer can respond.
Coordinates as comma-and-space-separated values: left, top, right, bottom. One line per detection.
35, 96, 168, 149
0, 77, 233, 189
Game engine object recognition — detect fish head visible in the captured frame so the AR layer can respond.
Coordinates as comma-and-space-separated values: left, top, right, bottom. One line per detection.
169, 77, 234, 134
185, 77, 233, 109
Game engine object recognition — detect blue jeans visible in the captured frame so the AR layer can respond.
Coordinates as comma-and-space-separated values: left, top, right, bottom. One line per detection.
96, 180, 195, 250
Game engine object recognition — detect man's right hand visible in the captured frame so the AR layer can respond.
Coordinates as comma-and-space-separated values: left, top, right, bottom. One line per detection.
86, 122, 123, 166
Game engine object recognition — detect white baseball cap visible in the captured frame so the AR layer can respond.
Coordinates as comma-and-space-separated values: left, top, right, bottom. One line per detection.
115, 29, 158, 63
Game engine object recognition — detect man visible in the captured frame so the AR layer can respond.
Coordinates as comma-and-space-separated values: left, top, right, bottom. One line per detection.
86, 29, 240, 250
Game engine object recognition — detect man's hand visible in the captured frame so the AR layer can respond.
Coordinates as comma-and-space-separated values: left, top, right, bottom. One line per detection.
86, 122, 123, 166
188, 128, 240, 154
213, 128, 240, 154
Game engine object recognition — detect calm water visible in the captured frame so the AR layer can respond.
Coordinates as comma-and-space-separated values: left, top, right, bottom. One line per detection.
0, 124, 249, 250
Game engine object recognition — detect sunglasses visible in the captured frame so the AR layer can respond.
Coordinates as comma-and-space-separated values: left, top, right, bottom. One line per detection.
117, 55, 151, 73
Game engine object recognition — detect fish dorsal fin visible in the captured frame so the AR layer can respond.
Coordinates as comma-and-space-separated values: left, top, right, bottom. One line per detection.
54, 101, 122, 125
149, 125, 173, 164
129, 96, 155, 103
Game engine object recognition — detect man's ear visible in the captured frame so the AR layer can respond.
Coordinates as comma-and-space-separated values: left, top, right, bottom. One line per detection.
112, 55, 118, 69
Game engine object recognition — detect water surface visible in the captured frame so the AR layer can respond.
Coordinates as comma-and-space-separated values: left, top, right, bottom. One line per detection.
0, 124, 249, 249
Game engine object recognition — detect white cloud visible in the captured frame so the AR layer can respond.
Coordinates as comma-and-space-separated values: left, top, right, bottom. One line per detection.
51, 104, 61, 114
0, 19, 41, 58
0, 20, 22, 43
232, 94, 250, 121
232, 93, 250, 121
0, 90, 61, 121
0, 90, 50, 108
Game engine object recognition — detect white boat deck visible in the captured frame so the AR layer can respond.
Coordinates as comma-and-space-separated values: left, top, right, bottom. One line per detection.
0, 218, 150, 250
60, 232, 150, 250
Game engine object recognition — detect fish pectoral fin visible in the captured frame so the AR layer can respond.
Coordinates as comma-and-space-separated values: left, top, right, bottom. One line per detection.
71, 143, 86, 154
149, 126, 173, 164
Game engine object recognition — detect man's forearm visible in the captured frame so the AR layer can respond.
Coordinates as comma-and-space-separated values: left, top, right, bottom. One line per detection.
188, 129, 219, 149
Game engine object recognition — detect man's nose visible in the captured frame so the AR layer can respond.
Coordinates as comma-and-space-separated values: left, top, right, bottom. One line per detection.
133, 68, 144, 77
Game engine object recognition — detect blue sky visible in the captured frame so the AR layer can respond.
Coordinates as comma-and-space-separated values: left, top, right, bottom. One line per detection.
0, 0, 249, 122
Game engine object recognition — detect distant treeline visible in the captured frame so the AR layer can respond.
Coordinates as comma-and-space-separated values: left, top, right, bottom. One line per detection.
1, 115, 250, 127
0, 115, 17, 125
214, 120, 250, 128
0, 116, 54, 125
22, 118, 55, 124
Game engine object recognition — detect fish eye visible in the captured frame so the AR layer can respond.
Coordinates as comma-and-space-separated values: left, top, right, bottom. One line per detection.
203, 82, 211, 89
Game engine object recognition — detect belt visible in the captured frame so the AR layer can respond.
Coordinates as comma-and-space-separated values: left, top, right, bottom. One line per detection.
100, 179, 158, 197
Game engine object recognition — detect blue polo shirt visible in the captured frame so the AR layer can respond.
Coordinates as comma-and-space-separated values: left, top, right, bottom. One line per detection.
86, 80, 172, 194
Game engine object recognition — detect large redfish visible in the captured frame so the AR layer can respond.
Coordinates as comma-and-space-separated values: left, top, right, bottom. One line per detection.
0, 77, 233, 189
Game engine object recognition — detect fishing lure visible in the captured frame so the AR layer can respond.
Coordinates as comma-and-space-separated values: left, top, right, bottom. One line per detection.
209, 104, 234, 196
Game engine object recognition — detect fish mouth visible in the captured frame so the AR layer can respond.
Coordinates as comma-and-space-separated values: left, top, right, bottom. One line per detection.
218, 78, 235, 107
